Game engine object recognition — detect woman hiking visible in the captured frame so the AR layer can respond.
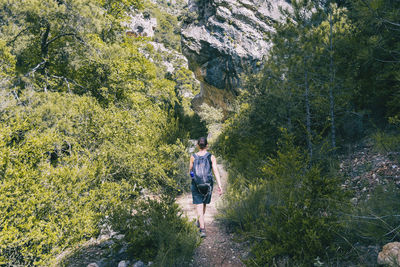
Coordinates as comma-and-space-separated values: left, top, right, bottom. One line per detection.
189, 137, 223, 238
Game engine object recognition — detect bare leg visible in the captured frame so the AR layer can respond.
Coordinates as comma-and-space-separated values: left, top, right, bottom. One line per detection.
203, 203, 207, 216
196, 204, 205, 229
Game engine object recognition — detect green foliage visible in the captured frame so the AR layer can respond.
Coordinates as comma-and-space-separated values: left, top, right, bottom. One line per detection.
154, 11, 181, 51
219, 134, 346, 265
197, 103, 223, 141
96, 0, 143, 17
373, 114, 400, 154
111, 196, 199, 266
373, 131, 400, 153
144, 2, 182, 51
0, 40, 15, 80
346, 183, 400, 246
344, 0, 400, 120
0, 40, 16, 102
0, 0, 197, 265
0, 89, 191, 265
0, 0, 160, 104
215, 0, 400, 265
170, 67, 207, 139
198, 103, 223, 126
0, 93, 128, 265
336, 183, 400, 264
214, 94, 286, 180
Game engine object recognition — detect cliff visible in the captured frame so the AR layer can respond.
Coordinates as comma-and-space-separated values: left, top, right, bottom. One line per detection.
181, 0, 290, 111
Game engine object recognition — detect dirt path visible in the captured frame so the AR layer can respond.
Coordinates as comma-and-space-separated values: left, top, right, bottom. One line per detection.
176, 164, 246, 267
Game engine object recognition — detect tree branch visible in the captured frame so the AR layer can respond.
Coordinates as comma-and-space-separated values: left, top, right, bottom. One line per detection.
11, 90, 20, 102
45, 33, 78, 48
25, 61, 46, 77
51, 75, 84, 90
374, 57, 399, 63
6, 27, 30, 46
41, 23, 51, 57
382, 18, 400, 28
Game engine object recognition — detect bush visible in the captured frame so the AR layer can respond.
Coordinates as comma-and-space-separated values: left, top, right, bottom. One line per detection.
214, 94, 286, 181
198, 103, 223, 141
0, 88, 192, 265
373, 116, 400, 154
373, 131, 400, 153
219, 134, 346, 265
111, 196, 199, 266
346, 183, 400, 245
0, 0, 198, 264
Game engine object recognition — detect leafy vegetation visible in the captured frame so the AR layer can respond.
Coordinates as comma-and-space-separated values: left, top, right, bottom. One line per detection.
219, 133, 347, 265
0, 0, 199, 265
112, 196, 199, 266
215, 0, 400, 265
143, 0, 185, 51
1, 0, 399, 265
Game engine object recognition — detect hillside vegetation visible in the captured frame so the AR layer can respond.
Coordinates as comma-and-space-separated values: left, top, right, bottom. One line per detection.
1, 0, 400, 266
0, 0, 201, 265
214, 0, 400, 265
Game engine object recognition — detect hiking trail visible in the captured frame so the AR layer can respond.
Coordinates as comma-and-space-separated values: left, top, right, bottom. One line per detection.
176, 164, 246, 267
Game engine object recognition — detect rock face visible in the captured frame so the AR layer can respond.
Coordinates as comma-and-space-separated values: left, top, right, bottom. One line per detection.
378, 242, 400, 266
181, 0, 290, 110
126, 13, 157, 37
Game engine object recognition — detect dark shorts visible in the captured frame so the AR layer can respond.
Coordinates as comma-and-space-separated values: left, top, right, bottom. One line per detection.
191, 181, 213, 204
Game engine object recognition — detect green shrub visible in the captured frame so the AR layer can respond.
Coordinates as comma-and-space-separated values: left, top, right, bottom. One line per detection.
198, 103, 223, 141
330, 182, 400, 264
346, 183, 400, 246
111, 196, 199, 266
0, 0, 198, 265
373, 130, 400, 154
0, 88, 190, 265
147, 7, 181, 51
214, 94, 286, 180
219, 134, 346, 265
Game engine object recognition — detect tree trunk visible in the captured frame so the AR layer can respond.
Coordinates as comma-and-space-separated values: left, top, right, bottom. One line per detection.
304, 58, 312, 159
287, 89, 292, 131
41, 23, 50, 58
329, 12, 336, 150
41, 23, 50, 92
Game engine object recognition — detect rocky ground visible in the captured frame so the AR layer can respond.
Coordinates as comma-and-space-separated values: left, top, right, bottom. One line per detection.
338, 142, 400, 266
53, 225, 147, 267
176, 164, 248, 267
339, 142, 400, 199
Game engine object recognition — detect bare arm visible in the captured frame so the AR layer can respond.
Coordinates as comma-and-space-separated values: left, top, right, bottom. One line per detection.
189, 155, 194, 174
211, 155, 223, 194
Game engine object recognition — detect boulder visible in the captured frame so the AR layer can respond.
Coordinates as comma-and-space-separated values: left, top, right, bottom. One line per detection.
378, 242, 400, 266
118, 260, 129, 267
133, 260, 146, 267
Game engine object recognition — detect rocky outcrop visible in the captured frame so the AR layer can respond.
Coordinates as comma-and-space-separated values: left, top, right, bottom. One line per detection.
126, 13, 157, 37
181, 0, 290, 110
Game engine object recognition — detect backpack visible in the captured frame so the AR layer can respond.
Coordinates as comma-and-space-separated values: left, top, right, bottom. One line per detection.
192, 153, 213, 198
